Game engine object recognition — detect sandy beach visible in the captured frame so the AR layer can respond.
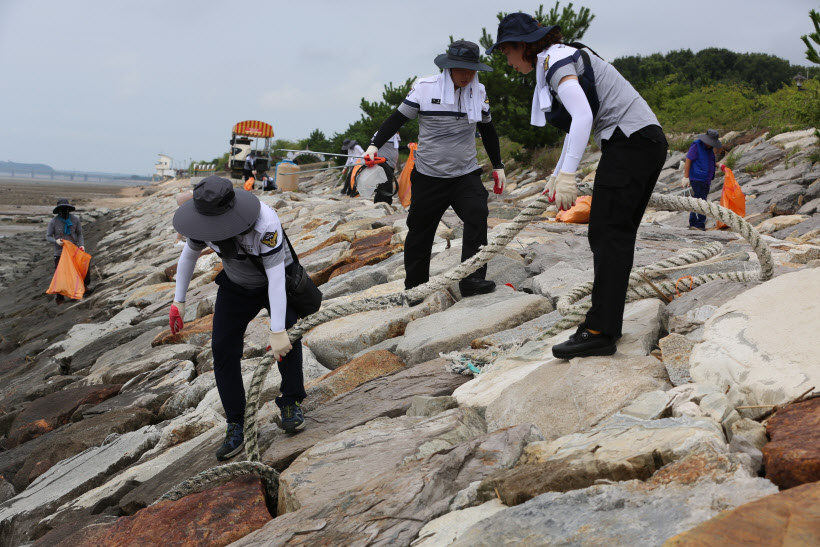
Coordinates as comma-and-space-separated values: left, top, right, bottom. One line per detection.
0, 177, 148, 236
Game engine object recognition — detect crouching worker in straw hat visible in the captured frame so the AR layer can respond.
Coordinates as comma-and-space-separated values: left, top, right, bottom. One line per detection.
486, 13, 667, 359
363, 40, 506, 302
46, 198, 93, 305
170, 176, 307, 461
340, 139, 365, 196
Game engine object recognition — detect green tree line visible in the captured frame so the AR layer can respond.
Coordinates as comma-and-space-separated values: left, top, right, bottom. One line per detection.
197, 4, 820, 170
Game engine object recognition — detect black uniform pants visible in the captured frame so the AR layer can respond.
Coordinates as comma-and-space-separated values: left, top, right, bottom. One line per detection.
584, 126, 667, 337
404, 168, 488, 290
211, 271, 305, 426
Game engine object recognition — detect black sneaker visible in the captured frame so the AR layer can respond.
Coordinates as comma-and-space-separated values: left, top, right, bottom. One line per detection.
552, 326, 616, 360
279, 401, 305, 433
215, 422, 244, 461
459, 278, 496, 297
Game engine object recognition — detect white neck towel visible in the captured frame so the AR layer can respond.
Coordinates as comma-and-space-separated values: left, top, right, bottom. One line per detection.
439, 69, 484, 123
530, 49, 554, 127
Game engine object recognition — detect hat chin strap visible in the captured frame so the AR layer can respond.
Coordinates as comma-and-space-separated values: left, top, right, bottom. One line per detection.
215, 237, 239, 259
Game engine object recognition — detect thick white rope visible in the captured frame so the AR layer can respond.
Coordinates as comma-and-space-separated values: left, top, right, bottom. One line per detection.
157, 187, 773, 505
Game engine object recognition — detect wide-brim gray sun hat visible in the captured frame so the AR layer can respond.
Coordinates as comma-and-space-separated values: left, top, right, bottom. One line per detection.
486, 13, 559, 54
53, 198, 76, 214
173, 176, 260, 241
434, 40, 493, 72
697, 129, 722, 149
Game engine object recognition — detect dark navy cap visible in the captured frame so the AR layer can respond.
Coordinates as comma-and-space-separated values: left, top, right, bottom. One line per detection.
486, 12, 560, 54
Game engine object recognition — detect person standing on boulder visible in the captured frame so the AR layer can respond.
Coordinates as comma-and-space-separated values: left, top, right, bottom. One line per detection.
683, 129, 722, 231
46, 198, 93, 304
363, 40, 506, 301
169, 176, 307, 461
486, 13, 667, 359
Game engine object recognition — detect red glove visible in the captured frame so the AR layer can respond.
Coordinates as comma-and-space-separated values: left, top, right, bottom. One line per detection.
492, 169, 505, 194
169, 301, 185, 334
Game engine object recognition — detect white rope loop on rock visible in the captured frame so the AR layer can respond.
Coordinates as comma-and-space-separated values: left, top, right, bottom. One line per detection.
156, 186, 773, 506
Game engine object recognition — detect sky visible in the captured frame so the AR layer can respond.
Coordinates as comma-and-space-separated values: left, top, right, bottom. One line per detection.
0, 0, 816, 175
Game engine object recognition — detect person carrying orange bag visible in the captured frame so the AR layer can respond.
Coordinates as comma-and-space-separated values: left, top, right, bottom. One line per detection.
45, 198, 93, 304
46, 240, 91, 301
715, 164, 745, 229
396, 142, 417, 209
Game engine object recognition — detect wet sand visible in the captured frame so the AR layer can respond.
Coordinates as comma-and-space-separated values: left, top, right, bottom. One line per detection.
0, 177, 148, 235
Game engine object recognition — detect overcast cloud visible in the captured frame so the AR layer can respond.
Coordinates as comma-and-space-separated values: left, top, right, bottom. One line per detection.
0, 0, 815, 174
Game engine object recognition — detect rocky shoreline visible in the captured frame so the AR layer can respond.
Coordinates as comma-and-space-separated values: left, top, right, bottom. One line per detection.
1, 129, 819, 546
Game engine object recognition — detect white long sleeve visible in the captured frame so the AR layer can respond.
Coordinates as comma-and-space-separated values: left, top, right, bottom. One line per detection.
173, 242, 200, 302
555, 79, 593, 174
265, 260, 287, 332
553, 135, 570, 178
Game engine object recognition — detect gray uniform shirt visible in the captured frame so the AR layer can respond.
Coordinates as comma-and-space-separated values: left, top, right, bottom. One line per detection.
187, 203, 293, 289
546, 44, 659, 147
398, 75, 491, 178
46, 215, 84, 256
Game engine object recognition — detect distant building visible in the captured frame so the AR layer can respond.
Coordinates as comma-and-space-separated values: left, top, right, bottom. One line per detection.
154, 154, 175, 180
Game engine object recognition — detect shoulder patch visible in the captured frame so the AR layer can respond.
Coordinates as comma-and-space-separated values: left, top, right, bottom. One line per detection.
543, 55, 550, 72
484, 97, 490, 104
261, 231, 279, 248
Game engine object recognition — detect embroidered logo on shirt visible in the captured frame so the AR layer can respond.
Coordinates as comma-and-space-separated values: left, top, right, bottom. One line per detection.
261, 231, 279, 248
431, 98, 441, 104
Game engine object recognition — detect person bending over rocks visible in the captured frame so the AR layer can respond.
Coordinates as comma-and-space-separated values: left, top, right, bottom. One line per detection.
170, 176, 307, 461
364, 40, 506, 302
487, 13, 667, 360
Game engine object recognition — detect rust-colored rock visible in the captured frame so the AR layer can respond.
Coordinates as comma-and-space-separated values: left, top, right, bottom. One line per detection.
5, 384, 122, 448
328, 244, 403, 280
47, 476, 272, 547
309, 230, 402, 284
301, 233, 351, 258
663, 482, 820, 546
151, 314, 214, 347
303, 350, 405, 410
763, 397, 820, 489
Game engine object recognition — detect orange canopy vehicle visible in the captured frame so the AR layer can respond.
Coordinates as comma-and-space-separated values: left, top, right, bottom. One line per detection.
229, 120, 274, 179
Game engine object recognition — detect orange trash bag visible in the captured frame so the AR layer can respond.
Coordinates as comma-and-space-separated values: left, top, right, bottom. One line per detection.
243, 177, 255, 191
397, 142, 417, 209
46, 241, 91, 300
556, 196, 592, 223
715, 165, 745, 229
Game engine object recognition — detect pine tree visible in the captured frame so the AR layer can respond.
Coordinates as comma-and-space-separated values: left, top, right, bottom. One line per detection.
801, 9, 820, 65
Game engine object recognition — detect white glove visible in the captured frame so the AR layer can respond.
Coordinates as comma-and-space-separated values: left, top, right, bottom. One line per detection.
492, 169, 505, 194
267, 330, 292, 361
79, 246, 85, 252
554, 171, 578, 211
363, 145, 379, 162
543, 175, 557, 199
682, 176, 690, 189
56, 239, 64, 246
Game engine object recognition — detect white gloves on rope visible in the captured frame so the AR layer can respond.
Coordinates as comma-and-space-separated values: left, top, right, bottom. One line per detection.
363, 145, 379, 162
682, 176, 690, 189
553, 171, 578, 211
543, 175, 557, 199
268, 330, 292, 361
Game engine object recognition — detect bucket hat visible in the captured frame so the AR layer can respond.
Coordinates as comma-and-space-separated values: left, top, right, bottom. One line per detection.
434, 40, 493, 72
53, 198, 76, 214
697, 129, 722, 149
485, 12, 560, 54
341, 138, 358, 152
173, 176, 260, 240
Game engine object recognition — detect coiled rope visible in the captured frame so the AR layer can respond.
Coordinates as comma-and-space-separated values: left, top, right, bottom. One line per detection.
156, 186, 773, 507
